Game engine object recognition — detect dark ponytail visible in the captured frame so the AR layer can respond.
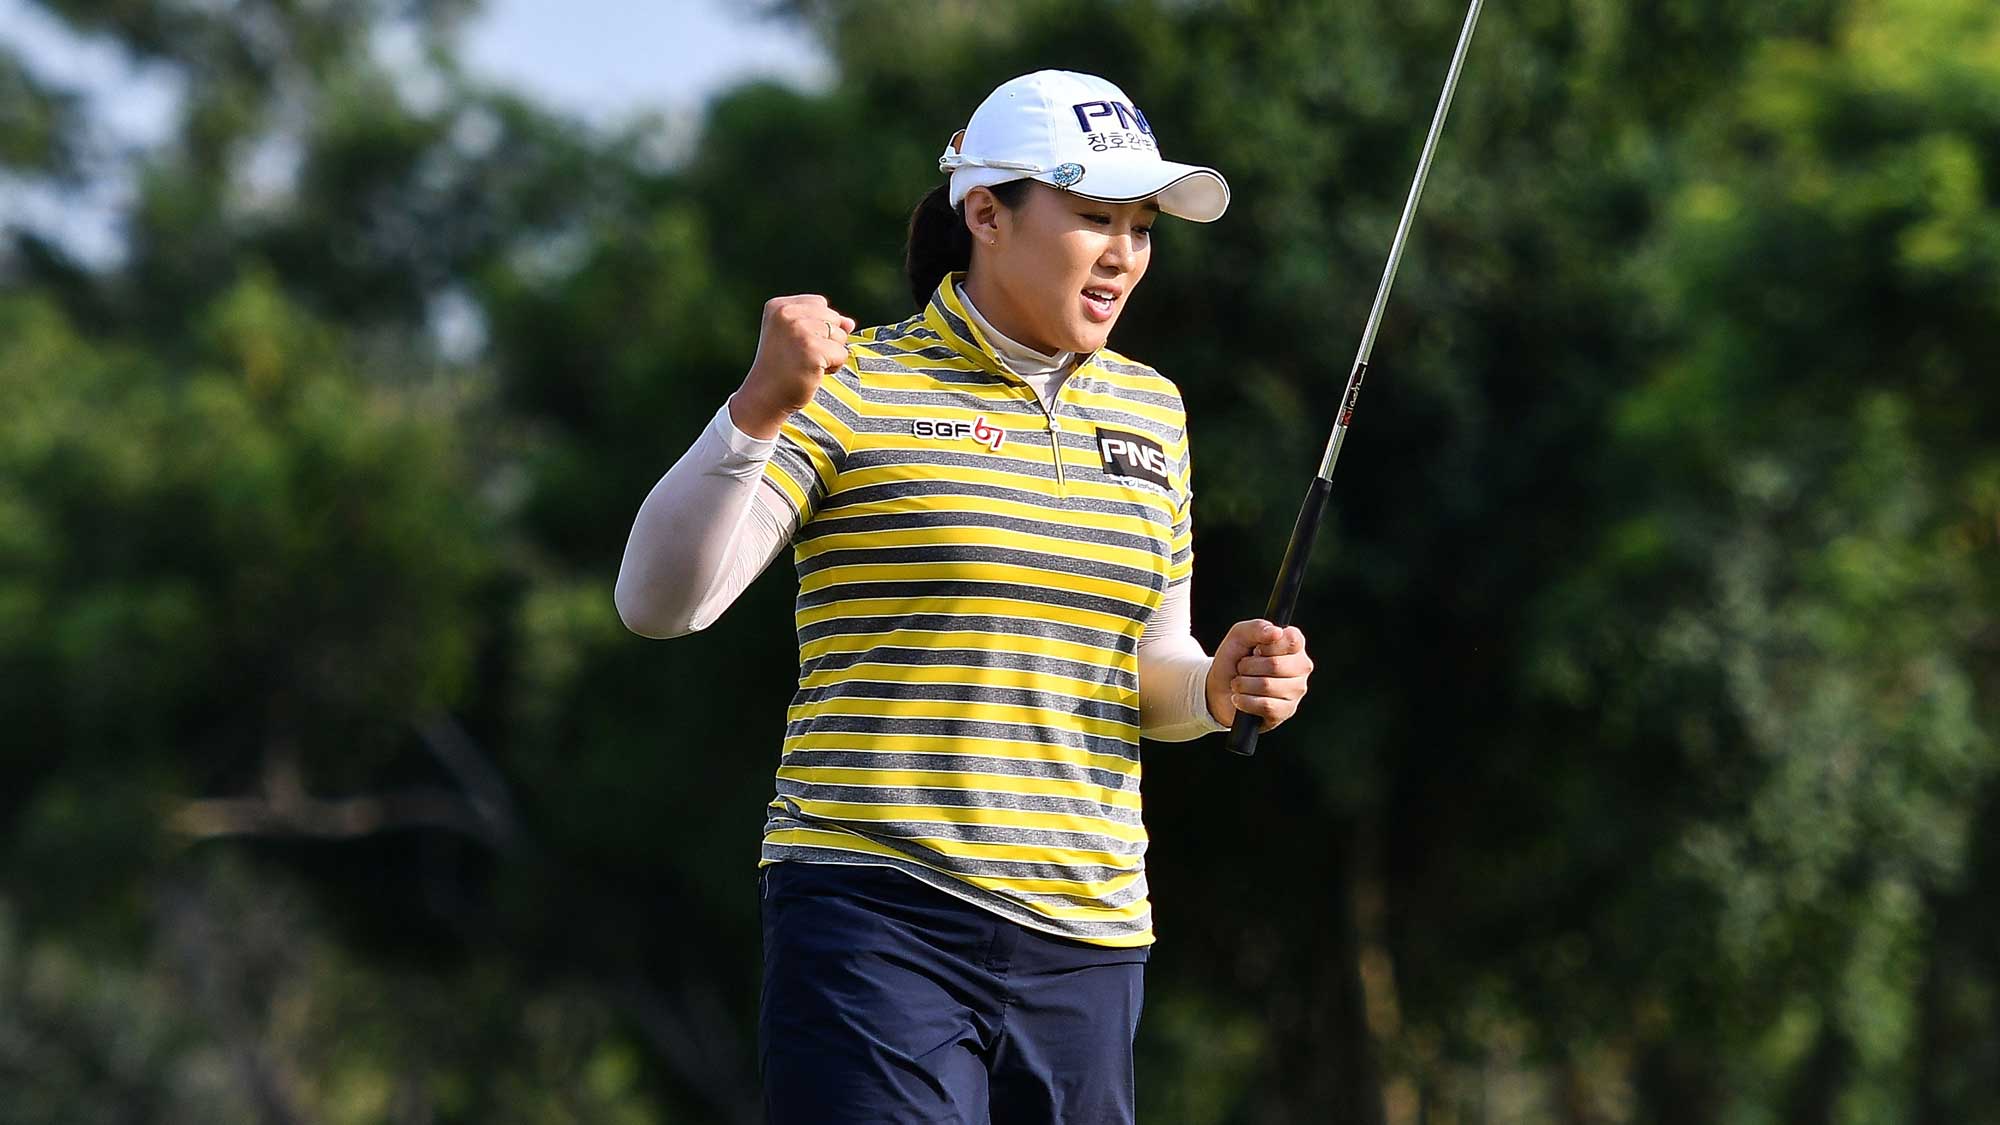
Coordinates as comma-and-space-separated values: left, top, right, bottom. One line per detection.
904, 179, 1033, 308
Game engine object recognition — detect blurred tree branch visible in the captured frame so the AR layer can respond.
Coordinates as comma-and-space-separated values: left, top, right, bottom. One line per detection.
169, 714, 518, 852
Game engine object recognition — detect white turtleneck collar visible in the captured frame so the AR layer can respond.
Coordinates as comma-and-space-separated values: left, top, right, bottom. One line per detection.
955, 280, 1077, 408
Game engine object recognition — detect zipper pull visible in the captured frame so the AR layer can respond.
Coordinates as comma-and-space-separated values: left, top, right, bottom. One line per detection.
1047, 413, 1068, 496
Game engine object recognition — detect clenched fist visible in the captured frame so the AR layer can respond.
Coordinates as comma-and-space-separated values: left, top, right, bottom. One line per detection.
1206, 620, 1313, 733
729, 294, 857, 440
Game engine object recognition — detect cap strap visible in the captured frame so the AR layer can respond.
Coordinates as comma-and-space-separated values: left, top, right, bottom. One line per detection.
938, 128, 1049, 176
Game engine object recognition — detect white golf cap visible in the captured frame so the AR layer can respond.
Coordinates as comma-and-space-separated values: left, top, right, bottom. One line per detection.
940, 70, 1230, 223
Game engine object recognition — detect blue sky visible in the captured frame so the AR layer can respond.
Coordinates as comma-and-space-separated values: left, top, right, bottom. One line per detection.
458, 0, 829, 124
0, 0, 830, 261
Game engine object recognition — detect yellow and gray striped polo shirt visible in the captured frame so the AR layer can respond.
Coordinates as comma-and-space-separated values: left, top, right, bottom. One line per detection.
759, 274, 1194, 948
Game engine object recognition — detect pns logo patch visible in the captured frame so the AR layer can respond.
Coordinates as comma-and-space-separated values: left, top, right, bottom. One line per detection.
914, 415, 1006, 452
1096, 427, 1171, 490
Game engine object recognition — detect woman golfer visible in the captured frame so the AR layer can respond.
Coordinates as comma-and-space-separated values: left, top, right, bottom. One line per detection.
616, 70, 1313, 1124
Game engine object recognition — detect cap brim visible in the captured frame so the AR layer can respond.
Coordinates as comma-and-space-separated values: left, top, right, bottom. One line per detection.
1039, 160, 1231, 223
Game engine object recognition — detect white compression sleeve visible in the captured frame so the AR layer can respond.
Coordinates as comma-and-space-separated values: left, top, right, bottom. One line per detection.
613, 398, 798, 638
1137, 578, 1229, 742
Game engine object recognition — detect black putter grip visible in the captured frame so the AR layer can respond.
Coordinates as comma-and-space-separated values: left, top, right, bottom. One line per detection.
1225, 475, 1335, 757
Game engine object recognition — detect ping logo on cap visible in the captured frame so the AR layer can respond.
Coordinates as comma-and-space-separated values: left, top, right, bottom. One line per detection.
914, 415, 1006, 452
1070, 99, 1160, 156
1096, 427, 1170, 489
1072, 100, 1153, 135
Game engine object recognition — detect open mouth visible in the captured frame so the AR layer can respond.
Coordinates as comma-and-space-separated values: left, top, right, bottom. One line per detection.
1081, 287, 1119, 320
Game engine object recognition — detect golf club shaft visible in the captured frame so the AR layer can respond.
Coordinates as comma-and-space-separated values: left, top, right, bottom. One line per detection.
1227, 0, 1484, 757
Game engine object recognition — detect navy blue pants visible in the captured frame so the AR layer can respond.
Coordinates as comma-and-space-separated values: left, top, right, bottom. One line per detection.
758, 861, 1149, 1124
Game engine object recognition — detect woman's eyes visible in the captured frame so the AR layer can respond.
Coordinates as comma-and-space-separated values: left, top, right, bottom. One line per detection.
1079, 213, 1154, 236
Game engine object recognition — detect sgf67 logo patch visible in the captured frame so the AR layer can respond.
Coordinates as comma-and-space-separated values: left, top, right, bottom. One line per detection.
913, 414, 1006, 452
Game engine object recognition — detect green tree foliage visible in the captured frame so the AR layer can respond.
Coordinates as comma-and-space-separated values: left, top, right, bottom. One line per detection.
1, 0, 1996, 1120
0, 49, 81, 175
1532, 1, 2000, 1115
